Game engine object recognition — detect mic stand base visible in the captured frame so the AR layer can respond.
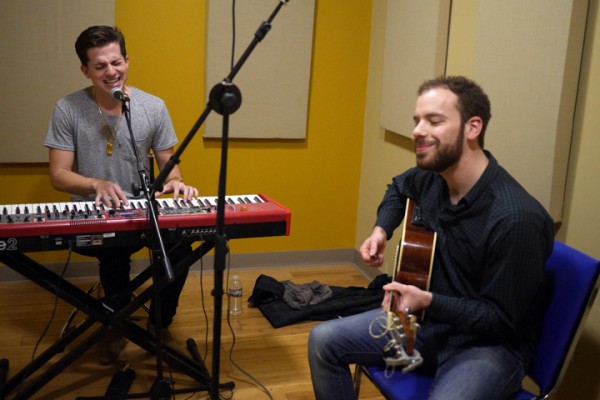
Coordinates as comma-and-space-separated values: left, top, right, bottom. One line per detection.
148, 378, 172, 400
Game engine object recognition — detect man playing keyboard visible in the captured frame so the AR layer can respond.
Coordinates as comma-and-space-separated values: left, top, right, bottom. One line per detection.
44, 25, 198, 365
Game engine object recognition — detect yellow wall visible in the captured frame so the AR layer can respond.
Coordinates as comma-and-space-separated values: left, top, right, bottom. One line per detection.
0, 0, 372, 263
1, 0, 599, 397
119, 0, 371, 256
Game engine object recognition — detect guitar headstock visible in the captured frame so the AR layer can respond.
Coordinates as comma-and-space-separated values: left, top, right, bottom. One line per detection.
393, 308, 418, 355
379, 308, 423, 373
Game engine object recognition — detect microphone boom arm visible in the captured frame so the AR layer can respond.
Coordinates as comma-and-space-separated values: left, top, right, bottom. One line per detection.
150, 0, 288, 196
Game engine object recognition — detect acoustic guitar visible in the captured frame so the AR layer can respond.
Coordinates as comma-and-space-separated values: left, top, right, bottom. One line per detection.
388, 198, 437, 355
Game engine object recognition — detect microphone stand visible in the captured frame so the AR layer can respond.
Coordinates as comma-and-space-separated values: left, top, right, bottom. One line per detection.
150, 1, 289, 398
121, 98, 174, 398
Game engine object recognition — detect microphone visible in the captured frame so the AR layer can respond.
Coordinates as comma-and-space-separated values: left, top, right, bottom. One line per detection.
111, 87, 130, 102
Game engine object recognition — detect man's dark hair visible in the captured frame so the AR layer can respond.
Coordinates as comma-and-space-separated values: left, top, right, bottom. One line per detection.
75, 26, 127, 67
418, 76, 491, 148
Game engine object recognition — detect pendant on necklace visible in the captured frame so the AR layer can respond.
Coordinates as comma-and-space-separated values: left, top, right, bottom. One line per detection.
103, 124, 115, 155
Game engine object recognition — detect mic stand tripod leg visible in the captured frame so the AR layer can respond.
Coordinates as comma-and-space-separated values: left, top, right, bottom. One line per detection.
0, 358, 8, 398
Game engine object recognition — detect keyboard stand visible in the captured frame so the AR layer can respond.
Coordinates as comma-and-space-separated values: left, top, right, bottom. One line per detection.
0, 238, 234, 399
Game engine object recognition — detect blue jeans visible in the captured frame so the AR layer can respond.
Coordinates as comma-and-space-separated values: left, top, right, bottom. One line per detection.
308, 308, 525, 400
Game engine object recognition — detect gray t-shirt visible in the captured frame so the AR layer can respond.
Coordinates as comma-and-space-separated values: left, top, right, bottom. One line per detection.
44, 86, 178, 201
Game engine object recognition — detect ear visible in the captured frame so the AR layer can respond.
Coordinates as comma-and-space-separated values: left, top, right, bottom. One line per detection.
464, 116, 483, 143
80, 64, 90, 79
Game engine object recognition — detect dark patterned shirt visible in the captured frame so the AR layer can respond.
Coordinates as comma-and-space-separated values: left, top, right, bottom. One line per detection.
374, 151, 554, 369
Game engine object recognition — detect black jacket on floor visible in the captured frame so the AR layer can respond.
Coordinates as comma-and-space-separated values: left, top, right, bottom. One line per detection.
248, 273, 389, 328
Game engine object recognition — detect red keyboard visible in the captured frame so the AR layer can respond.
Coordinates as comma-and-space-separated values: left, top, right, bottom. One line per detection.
0, 194, 291, 253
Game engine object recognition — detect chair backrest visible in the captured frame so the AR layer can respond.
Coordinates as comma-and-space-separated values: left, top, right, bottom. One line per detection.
529, 240, 600, 396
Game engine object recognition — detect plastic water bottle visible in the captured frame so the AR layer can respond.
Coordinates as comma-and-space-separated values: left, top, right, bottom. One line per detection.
228, 275, 243, 316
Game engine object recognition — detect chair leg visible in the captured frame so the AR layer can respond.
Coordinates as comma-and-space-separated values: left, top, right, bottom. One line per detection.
353, 364, 363, 399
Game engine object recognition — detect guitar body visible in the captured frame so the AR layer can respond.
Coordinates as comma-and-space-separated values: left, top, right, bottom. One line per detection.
394, 198, 437, 293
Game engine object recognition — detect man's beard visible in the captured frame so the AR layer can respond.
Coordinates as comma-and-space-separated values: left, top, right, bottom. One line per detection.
415, 128, 464, 173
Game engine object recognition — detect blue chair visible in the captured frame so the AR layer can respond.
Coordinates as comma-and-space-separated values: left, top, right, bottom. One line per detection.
354, 240, 600, 400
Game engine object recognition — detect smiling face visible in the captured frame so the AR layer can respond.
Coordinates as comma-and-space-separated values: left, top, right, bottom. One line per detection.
412, 87, 465, 173
80, 42, 129, 98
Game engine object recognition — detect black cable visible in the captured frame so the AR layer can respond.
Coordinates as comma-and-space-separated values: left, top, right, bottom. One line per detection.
199, 257, 210, 363
223, 251, 273, 400
230, 0, 237, 71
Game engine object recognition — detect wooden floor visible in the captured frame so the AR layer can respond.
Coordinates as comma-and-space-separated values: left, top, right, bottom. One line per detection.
0, 263, 382, 399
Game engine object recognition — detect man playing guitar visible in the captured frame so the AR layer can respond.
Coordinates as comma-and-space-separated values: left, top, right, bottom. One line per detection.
308, 76, 554, 400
